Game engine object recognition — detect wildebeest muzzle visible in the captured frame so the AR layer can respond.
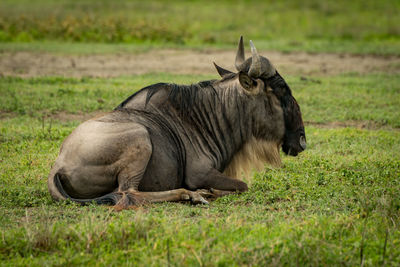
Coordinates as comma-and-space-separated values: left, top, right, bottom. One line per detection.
282, 128, 306, 156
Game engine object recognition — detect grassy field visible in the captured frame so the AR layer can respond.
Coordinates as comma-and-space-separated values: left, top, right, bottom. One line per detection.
1, 73, 400, 265
0, 0, 400, 55
1, 0, 400, 266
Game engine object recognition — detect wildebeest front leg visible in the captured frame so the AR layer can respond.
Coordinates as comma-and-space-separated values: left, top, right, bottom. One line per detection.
188, 169, 248, 193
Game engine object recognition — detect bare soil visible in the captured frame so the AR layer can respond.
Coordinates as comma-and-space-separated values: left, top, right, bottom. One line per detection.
1, 49, 399, 78
305, 120, 399, 131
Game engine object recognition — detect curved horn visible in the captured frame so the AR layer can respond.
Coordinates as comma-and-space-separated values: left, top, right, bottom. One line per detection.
235, 36, 245, 71
248, 40, 262, 78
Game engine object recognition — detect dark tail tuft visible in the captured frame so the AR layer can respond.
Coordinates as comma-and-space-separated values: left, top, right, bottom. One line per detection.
54, 173, 121, 205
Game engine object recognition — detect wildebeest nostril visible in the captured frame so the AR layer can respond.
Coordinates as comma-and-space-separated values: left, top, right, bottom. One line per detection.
300, 135, 306, 150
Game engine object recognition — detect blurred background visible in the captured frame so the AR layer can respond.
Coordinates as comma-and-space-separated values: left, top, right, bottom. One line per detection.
0, 0, 399, 54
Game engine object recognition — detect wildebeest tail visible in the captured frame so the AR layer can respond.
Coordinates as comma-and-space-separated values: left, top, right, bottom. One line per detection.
53, 173, 121, 205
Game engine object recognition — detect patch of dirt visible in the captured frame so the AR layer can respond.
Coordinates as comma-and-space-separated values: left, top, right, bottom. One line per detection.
50, 111, 107, 122
305, 121, 399, 131
0, 110, 106, 122
1, 49, 399, 78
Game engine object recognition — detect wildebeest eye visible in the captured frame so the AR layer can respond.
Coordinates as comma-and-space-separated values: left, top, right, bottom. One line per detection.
265, 85, 273, 93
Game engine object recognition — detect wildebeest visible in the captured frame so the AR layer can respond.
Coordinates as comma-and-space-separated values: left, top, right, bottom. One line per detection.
48, 37, 306, 208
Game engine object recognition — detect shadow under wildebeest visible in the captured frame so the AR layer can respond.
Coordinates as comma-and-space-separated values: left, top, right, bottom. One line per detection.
48, 37, 306, 210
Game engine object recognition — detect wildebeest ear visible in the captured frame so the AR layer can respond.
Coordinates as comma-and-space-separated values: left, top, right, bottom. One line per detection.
239, 72, 255, 91
239, 72, 264, 94
213, 62, 233, 77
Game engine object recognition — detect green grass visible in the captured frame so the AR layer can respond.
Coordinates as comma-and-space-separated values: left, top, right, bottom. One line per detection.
0, 0, 400, 55
1, 74, 399, 127
1, 72, 400, 265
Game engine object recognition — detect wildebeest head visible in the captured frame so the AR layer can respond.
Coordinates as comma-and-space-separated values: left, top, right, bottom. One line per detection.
214, 36, 306, 156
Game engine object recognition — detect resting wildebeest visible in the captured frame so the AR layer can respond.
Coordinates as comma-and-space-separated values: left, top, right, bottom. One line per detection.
48, 37, 306, 208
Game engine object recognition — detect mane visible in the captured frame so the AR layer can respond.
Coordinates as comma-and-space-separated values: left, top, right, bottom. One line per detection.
116, 80, 216, 115
165, 80, 216, 116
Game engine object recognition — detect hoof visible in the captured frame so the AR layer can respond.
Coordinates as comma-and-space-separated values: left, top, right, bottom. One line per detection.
181, 191, 209, 205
